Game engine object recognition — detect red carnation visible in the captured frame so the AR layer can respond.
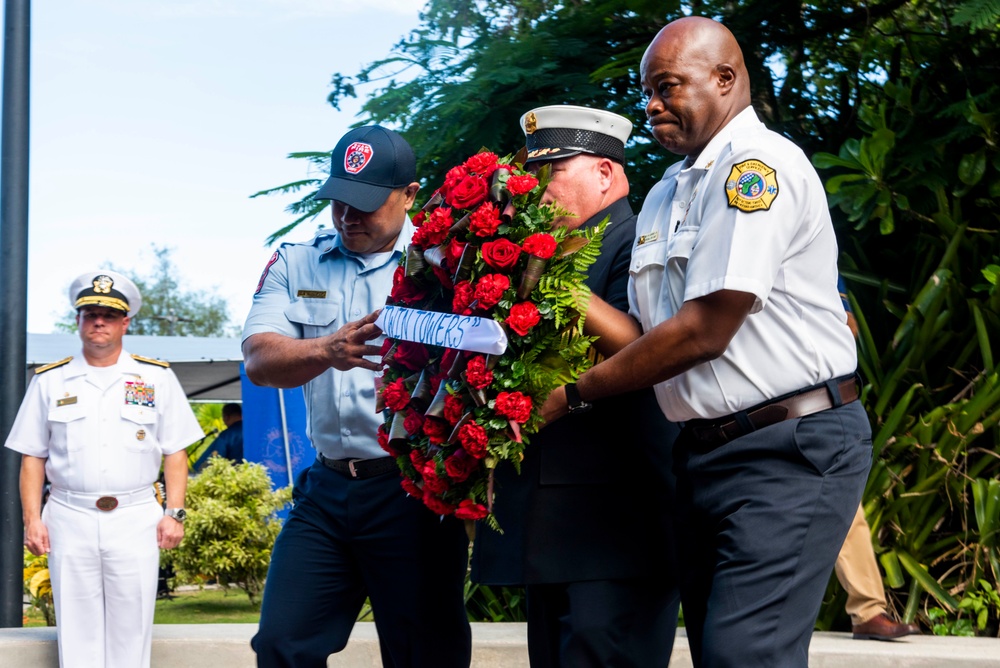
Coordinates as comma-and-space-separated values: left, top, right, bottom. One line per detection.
495, 391, 533, 423
423, 417, 452, 445
522, 233, 558, 260
403, 410, 425, 436
506, 174, 539, 196
390, 266, 427, 305
394, 341, 430, 371
445, 175, 489, 210
439, 165, 468, 197
443, 393, 466, 425
464, 356, 494, 389
400, 476, 422, 498
458, 420, 489, 459
505, 301, 541, 336
421, 462, 449, 494
444, 450, 479, 482
469, 202, 502, 238
454, 499, 489, 520
382, 377, 410, 412
474, 274, 510, 309
411, 210, 427, 227
481, 238, 523, 272
452, 280, 476, 315
463, 152, 500, 177
411, 206, 453, 247
423, 490, 456, 516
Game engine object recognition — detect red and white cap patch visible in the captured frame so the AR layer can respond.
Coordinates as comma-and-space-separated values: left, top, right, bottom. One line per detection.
344, 142, 374, 174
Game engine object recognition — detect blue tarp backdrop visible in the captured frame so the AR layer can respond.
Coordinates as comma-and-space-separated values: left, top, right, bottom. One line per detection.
240, 364, 314, 500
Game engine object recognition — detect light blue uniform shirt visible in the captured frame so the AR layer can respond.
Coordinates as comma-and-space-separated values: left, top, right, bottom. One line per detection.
243, 221, 413, 460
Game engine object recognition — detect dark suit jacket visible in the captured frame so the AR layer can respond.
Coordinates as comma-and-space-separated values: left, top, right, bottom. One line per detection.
471, 198, 679, 585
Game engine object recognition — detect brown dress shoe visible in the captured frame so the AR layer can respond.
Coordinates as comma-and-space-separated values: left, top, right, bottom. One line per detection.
852, 612, 921, 640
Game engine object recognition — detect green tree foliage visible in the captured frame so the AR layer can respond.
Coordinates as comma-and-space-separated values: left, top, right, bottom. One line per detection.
56, 245, 236, 337
259, 0, 1000, 633
161, 458, 292, 606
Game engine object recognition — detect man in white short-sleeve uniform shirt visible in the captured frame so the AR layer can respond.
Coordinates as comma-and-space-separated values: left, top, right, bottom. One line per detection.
543, 17, 872, 668
5, 270, 203, 668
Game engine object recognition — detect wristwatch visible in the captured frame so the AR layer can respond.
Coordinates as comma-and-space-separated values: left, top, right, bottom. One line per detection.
164, 508, 187, 523
564, 383, 593, 415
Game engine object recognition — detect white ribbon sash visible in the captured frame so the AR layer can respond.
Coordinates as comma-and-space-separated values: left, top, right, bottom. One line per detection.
376, 305, 508, 355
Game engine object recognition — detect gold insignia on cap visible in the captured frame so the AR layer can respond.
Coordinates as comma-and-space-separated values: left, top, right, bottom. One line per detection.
726, 159, 779, 213
93, 275, 114, 294
136, 429, 146, 441
524, 112, 537, 134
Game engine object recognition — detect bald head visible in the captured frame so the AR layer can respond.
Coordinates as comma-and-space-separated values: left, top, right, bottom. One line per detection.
640, 17, 751, 158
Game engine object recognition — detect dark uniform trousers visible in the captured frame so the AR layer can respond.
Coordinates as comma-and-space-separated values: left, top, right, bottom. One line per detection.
252, 460, 472, 668
675, 400, 871, 668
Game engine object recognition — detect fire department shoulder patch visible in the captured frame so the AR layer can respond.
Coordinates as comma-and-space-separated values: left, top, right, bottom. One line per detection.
726, 159, 779, 213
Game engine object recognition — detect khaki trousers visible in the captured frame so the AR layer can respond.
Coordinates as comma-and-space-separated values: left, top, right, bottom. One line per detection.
835, 504, 886, 624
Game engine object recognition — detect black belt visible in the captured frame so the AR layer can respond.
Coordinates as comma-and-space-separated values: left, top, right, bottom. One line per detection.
318, 454, 398, 479
685, 374, 860, 450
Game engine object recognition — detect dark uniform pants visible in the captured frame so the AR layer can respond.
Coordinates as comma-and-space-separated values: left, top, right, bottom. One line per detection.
526, 577, 680, 667
251, 460, 471, 668
675, 401, 872, 668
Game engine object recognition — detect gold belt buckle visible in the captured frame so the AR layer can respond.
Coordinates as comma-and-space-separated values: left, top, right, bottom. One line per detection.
95, 496, 119, 511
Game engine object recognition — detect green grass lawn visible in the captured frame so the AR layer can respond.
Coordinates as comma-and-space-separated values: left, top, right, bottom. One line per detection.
155, 587, 262, 624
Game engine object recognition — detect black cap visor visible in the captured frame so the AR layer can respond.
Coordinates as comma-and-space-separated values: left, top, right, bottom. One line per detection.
316, 176, 395, 213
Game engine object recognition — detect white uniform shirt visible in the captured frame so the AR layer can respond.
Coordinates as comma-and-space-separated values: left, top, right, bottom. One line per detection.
4, 350, 203, 493
242, 222, 412, 460
628, 107, 857, 421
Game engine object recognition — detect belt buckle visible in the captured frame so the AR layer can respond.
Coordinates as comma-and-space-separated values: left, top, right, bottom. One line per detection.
347, 459, 363, 478
95, 496, 119, 511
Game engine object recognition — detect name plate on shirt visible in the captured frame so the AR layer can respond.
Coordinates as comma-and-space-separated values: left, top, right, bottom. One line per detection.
376, 305, 508, 355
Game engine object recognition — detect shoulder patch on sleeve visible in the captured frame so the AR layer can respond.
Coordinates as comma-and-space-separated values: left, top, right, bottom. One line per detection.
34, 356, 73, 374
255, 251, 280, 295
726, 159, 779, 212
131, 354, 170, 368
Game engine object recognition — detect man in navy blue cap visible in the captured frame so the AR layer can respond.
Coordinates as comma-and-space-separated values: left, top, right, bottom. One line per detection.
244, 125, 472, 668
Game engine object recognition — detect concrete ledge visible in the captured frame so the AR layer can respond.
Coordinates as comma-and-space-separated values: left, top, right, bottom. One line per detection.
1, 623, 998, 667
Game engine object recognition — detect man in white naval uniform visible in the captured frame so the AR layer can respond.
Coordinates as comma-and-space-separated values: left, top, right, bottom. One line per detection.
5, 270, 203, 668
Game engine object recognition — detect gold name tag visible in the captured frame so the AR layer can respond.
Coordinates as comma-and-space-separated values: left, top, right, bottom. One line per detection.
637, 232, 659, 245
57, 396, 78, 406
297, 290, 328, 299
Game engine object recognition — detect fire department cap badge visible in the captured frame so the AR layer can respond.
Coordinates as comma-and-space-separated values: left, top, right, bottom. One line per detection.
726, 159, 779, 213
344, 142, 374, 175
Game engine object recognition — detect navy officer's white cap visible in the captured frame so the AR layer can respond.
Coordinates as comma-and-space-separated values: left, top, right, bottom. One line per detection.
520, 105, 633, 164
69, 269, 142, 318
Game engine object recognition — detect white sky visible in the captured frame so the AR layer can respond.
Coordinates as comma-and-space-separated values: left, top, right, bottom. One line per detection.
5, 0, 425, 333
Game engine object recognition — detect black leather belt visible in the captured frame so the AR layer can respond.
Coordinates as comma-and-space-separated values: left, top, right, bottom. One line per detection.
685, 374, 860, 450
318, 454, 397, 479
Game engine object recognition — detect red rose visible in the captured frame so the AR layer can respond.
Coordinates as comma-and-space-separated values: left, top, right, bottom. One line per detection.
454, 499, 489, 520
506, 174, 539, 196
481, 238, 523, 272
421, 462, 449, 494
505, 301, 541, 336
445, 238, 468, 270
474, 274, 510, 309
400, 476, 422, 498
423, 417, 452, 445
495, 391, 533, 423
440, 348, 459, 373
469, 202, 501, 238
409, 449, 426, 469
522, 233, 558, 260
443, 393, 466, 425
429, 372, 446, 397
390, 265, 428, 305
458, 420, 489, 459
445, 175, 489, 209
394, 341, 430, 371
382, 377, 410, 412
464, 355, 494, 389
463, 152, 500, 177
403, 410, 425, 436
444, 450, 479, 482
439, 165, 468, 197
452, 280, 476, 315
423, 490, 456, 516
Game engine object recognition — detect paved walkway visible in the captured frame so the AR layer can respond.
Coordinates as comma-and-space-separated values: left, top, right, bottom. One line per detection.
2, 623, 999, 667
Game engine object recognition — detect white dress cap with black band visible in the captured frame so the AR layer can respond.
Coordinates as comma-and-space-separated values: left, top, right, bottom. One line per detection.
520, 105, 634, 164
